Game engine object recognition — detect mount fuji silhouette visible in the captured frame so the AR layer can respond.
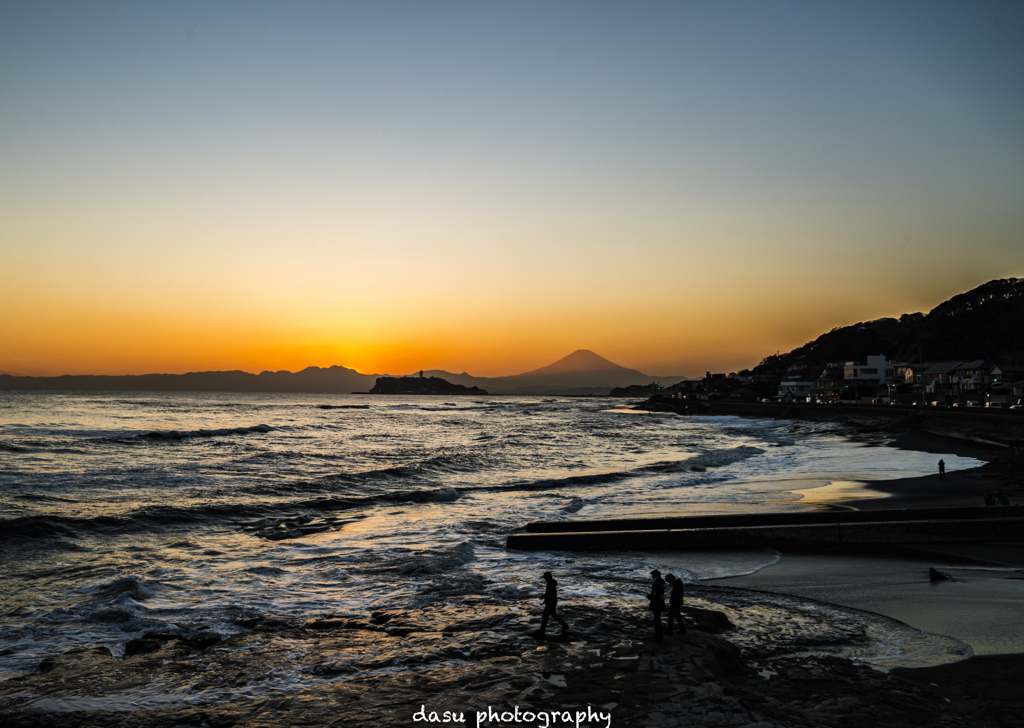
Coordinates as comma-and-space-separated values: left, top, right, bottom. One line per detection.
421, 350, 683, 395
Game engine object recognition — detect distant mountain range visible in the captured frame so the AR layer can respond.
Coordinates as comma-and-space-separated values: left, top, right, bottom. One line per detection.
0, 350, 687, 396
751, 277, 1024, 381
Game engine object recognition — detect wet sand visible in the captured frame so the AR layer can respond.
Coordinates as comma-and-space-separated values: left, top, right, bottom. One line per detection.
712, 429, 1024, 727
714, 545, 1024, 728
716, 547, 1024, 657
843, 431, 1021, 510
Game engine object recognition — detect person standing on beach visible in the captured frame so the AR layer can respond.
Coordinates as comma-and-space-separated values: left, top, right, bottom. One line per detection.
648, 570, 666, 641
665, 573, 687, 635
538, 572, 569, 639
938, 459, 946, 480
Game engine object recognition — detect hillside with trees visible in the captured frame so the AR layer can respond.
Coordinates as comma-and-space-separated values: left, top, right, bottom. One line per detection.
749, 278, 1024, 382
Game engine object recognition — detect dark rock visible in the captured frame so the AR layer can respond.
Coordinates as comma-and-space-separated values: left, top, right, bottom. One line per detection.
34, 656, 59, 674
370, 610, 400, 625
185, 633, 222, 651
929, 567, 954, 581
683, 606, 734, 633
123, 639, 168, 658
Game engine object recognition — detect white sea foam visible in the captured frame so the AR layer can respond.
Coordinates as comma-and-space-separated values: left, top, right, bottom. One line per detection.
0, 391, 989, 692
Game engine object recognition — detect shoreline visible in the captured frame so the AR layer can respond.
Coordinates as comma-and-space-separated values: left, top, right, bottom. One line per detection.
5, 404, 1023, 726
713, 426, 1024, 726
833, 430, 1021, 511
4, 591, 1021, 728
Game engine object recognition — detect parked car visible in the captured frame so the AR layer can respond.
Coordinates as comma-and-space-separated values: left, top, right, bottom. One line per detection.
986, 402, 1003, 409
965, 401, 981, 408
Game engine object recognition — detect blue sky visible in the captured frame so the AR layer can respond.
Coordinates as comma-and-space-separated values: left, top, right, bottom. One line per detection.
2, 1, 1022, 376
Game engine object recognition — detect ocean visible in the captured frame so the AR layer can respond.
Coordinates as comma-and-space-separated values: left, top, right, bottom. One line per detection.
0, 390, 983, 691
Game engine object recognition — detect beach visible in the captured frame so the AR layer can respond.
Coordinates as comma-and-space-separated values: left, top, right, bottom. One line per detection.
2, 392, 1023, 727
711, 428, 1024, 727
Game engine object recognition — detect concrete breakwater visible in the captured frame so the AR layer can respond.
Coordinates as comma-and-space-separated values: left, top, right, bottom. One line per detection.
506, 506, 1024, 552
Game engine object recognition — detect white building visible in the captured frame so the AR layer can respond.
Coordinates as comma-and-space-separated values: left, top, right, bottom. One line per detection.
843, 355, 894, 385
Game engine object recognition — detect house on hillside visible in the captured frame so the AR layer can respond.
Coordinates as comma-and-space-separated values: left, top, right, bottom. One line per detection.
922, 360, 994, 404
778, 379, 814, 402
989, 364, 1024, 405
843, 355, 894, 386
813, 363, 845, 403
813, 355, 894, 402
664, 379, 703, 398
703, 372, 744, 398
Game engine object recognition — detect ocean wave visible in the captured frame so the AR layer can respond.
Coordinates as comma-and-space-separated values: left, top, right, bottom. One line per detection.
638, 446, 766, 474
0, 484, 465, 547
561, 497, 586, 514
13, 493, 80, 503
134, 424, 274, 441
481, 445, 765, 494
315, 451, 485, 490
383, 486, 461, 504
76, 576, 156, 604
501, 470, 629, 492
417, 572, 487, 598
298, 485, 463, 510
0, 502, 272, 543
80, 424, 275, 446
359, 542, 476, 577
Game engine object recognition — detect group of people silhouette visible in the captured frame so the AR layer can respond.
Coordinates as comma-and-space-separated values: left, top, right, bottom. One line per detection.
536, 569, 687, 641
646, 569, 687, 640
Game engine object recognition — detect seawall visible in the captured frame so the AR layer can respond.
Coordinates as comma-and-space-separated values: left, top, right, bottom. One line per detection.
506, 506, 1024, 552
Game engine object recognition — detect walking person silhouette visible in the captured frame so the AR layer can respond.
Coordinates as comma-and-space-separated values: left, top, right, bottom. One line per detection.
665, 573, 687, 635
648, 570, 665, 641
538, 572, 569, 639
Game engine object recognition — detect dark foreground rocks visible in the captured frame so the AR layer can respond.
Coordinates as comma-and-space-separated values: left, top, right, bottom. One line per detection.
0, 593, 1019, 728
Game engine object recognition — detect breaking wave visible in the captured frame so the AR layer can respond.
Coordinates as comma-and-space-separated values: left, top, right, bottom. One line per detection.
121, 424, 274, 442
494, 445, 765, 493
359, 541, 476, 577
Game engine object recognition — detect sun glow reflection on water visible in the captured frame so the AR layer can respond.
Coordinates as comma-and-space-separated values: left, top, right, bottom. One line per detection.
0, 391, 986, 685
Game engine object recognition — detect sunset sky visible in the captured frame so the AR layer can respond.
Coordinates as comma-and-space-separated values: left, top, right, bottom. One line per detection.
2, 1, 1023, 378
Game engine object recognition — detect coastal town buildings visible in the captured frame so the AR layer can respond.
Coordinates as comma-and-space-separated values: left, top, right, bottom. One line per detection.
657, 357, 1023, 407
809, 355, 894, 403
795, 355, 1022, 405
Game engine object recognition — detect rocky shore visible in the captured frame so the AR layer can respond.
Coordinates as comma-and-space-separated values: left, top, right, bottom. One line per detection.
2, 588, 1018, 728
